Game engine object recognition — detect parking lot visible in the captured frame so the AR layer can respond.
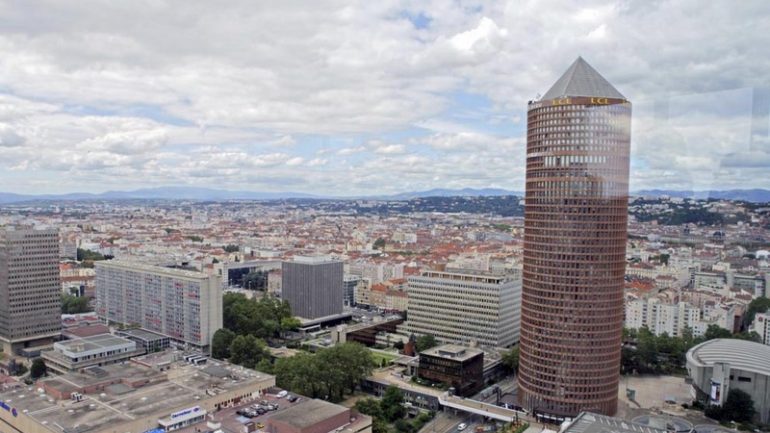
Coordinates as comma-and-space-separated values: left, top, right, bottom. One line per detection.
173, 391, 304, 433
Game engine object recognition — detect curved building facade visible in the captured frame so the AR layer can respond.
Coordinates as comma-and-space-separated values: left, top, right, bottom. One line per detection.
518, 57, 631, 417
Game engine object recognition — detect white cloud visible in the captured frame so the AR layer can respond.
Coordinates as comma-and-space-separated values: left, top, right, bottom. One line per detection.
372, 143, 407, 154
0, 0, 767, 194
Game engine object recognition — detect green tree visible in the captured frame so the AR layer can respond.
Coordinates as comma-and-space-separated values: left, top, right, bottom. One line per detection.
502, 346, 520, 373
242, 270, 268, 291
280, 317, 301, 332
722, 389, 756, 423
222, 293, 296, 340
394, 419, 414, 433
734, 331, 762, 343
211, 328, 236, 359
228, 335, 268, 369
704, 325, 732, 340
373, 238, 386, 250
333, 343, 375, 394
708, 389, 757, 423
273, 343, 374, 402
76, 248, 106, 262
743, 297, 770, 329
255, 358, 274, 374
381, 385, 406, 422
274, 352, 322, 398
415, 334, 438, 353
354, 398, 383, 419
224, 244, 240, 253
372, 418, 390, 433
61, 294, 92, 314
30, 358, 47, 379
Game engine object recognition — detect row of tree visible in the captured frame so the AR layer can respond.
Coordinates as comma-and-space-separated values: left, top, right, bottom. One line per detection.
222, 292, 300, 340
622, 325, 760, 375
270, 342, 375, 402
211, 330, 272, 370
76, 248, 112, 267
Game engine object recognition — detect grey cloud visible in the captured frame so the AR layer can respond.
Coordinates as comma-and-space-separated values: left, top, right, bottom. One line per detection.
0, 124, 24, 147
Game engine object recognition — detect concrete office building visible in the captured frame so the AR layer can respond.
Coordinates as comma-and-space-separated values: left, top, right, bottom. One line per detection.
518, 57, 632, 416
0, 227, 62, 355
418, 345, 484, 397
95, 260, 222, 350
686, 339, 770, 423
41, 333, 145, 373
282, 256, 343, 320
406, 268, 521, 348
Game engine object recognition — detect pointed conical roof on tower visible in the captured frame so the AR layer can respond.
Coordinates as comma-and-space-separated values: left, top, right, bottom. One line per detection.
541, 56, 625, 100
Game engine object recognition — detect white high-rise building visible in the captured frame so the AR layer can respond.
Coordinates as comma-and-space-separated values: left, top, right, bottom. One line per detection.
95, 260, 222, 350
624, 297, 736, 337
406, 268, 521, 348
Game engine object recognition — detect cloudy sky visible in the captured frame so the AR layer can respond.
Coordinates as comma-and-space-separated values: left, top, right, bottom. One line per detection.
0, 0, 769, 196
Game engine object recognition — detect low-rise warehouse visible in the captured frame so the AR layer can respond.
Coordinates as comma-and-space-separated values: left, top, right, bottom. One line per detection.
0, 351, 275, 433
267, 399, 371, 433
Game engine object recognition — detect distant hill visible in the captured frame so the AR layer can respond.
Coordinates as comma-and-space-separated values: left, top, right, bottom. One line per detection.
633, 189, 770, 202
371, 188, 522, 200
1, 186, 769, 204
0, 187, 316, 204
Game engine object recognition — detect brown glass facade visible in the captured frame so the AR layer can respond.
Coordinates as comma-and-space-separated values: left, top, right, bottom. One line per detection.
518, 95, 631, 416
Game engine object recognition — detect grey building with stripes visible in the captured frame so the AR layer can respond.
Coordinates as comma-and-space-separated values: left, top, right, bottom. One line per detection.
281, 256, 343, 320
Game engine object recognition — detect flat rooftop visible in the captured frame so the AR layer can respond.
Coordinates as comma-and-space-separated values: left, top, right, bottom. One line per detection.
95, 259, 212, 280
117, 328, 168, 341
421, 344, 483, 362
269, 399, 348, 429
414, 269, 511, 284
563, 412, 668, 433
55, 334, 134, 354
0, 353, 274, 433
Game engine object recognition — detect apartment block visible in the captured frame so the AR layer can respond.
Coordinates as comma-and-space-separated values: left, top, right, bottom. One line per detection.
406, 268, 520, 348
624, 297, 737, 337
0, 227, 62, 354
95, 260, 222, 350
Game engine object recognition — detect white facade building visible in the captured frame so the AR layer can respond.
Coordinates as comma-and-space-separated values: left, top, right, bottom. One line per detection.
624, 297, 735, 337
406, 268, 521, 348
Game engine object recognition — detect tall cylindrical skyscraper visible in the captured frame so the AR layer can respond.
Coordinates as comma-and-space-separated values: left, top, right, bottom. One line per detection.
518, 57, 631, 417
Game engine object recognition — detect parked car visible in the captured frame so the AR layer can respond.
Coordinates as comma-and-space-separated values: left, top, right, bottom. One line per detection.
458, 423, 468, 431
287, 395, 298, 402
277, 390, 288, 398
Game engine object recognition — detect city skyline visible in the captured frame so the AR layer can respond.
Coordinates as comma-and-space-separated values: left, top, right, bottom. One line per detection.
0, 1, 768, 195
